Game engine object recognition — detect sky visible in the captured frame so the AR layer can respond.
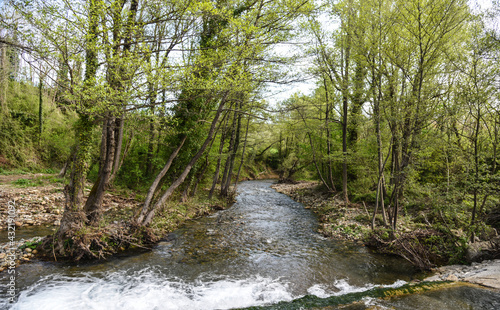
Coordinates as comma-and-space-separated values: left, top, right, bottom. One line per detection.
265, 0, 498, 106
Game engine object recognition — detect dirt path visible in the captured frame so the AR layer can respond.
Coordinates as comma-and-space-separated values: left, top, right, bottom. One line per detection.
0, 173, 54, 184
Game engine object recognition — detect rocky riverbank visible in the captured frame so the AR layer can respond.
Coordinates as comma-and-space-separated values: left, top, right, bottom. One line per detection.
272, 180, 500, 290
0, 237, 42, 272
0, 187, 64, 229
0, 174, 142, 269
272, 181, 369, 241
0, 173, 232, 268
425, 259, 500, 290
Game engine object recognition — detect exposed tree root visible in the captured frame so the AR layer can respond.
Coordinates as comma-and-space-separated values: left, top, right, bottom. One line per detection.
368, 229, 457, 271
40, 222, 160, 261
277, 178, 299, 184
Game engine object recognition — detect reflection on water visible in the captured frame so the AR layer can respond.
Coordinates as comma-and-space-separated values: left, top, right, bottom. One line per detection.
1, 180, 498, 309
0, 225, 56, 243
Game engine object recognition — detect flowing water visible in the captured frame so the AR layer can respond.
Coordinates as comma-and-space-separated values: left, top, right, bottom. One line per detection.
1, 180, 499, 309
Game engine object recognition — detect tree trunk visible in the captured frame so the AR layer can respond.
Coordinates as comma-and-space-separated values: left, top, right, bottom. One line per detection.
307, 132, 334, 192
191, 157, 209, 197
220, 109, 239, 197
109, 116, 128, 185
341, 32, 350, 204
0, 42, 7, 114
470, 106, 481, 242
221, 108, 242, 197
56, 115, 94, 254
139, 92, 228, 226
323, 78, 335, 191
38, 78, 43, 145
233, 116, 250, 193
84, 117, 116, 226
209, 110, 230, 199
146, 114, 155, 177
136, 135, 187, 224
55, 0, 99, 253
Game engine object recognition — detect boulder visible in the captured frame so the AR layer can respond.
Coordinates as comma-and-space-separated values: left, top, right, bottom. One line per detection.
466, 237, 500, 262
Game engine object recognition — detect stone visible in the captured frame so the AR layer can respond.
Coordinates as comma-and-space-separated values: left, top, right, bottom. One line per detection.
25, 248, 32, 253
445, 274, 458, 281
15, 221, 22, 227
0, 253, 5, 259
32, 250, 38, 254
466, 237, 500, 262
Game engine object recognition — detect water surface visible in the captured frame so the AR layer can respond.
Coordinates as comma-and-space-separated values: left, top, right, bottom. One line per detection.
1, 180, 498, 309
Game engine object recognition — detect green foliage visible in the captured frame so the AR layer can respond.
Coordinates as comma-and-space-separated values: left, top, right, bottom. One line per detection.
20, 240, 41, 250
12, 178, 44, 187
0, 79, 77, 169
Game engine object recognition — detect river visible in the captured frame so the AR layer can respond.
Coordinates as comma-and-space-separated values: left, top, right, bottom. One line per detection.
2, 180, 499, 309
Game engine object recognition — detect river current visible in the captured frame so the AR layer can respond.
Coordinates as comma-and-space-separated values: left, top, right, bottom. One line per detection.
1, 180, 499, 309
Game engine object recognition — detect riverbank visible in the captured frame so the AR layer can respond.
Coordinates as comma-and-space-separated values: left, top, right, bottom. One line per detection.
0, 173, 231, 270
271, 181, 369, 242
424, 259, 500, 290
272, 180, 500, 290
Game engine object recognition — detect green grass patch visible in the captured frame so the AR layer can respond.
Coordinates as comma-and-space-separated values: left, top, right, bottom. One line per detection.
11, 178, 44, 187
20, 240, 41, 250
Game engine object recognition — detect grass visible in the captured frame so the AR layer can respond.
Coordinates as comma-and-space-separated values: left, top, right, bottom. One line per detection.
9, 175, 64, 188
0, 167, 57, 175
11, 178, 44, 187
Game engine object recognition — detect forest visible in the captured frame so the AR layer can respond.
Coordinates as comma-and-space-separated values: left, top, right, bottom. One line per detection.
0, 0, 499, 268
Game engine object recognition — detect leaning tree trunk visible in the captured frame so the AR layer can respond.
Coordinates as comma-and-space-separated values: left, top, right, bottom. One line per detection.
220, 109, 238, 197
233, 116, 250, 193
136, 135, 187, 223
221, 108, 241, 197
209, 110, 230, 199
190, 157, 210, 197
139, 92, 228, 226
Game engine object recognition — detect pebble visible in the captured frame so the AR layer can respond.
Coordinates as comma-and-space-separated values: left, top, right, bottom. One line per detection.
0, 187, 65, 230
0, 237, 42, 271
425, 259, 500, 289
446, 274, 458, 281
